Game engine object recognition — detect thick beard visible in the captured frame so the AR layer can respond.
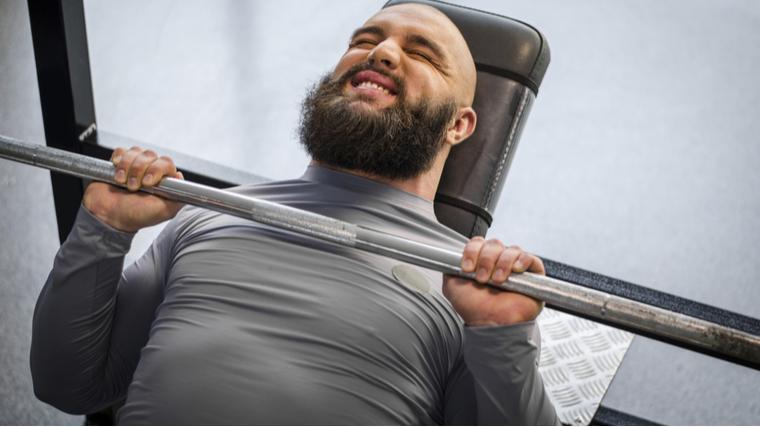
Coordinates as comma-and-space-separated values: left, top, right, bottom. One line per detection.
298, 64, 457, 181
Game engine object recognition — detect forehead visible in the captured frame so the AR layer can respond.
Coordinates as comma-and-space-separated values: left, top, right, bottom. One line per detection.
361, 5, 460, 52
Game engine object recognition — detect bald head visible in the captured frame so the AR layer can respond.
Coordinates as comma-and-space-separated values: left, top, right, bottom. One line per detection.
307, 2, 479, 196
389, 4, 475, 100
329, 1, 479, 155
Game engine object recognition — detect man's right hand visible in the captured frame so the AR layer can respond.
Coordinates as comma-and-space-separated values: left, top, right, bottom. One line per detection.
83, 147, 185, 232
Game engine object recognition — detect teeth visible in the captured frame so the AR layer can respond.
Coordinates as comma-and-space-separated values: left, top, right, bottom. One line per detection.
357, 81, 391, 95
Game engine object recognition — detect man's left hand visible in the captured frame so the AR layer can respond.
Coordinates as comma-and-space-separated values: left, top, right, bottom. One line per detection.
442, 237, 545, 327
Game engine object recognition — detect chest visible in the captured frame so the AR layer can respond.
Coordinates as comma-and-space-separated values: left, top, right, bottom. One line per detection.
158, 222, 464, 375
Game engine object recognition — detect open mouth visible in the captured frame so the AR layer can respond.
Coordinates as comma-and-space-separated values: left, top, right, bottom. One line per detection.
351, 70, 398, 96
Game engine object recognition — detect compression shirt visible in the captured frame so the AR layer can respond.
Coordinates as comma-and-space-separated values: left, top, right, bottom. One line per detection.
31, 165, 559, 425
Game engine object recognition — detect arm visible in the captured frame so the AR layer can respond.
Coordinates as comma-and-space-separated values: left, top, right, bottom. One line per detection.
30, 206, 176, 413
442, 239, 560, 425
30, 147, 183, 413
443, 322, 558, 425
462, 323, 557, 425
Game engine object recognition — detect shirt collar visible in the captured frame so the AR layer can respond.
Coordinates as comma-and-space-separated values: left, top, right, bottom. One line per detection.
300, 165, 436, 219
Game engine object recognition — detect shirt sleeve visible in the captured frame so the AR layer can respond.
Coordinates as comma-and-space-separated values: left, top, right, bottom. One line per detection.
444, 321, 560, 425
30, 205, 175, 415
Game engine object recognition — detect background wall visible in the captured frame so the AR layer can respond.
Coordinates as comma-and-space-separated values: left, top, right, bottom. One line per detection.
1, 0, 758, 424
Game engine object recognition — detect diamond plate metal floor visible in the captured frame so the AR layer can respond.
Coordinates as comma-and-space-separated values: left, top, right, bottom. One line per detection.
537, 308, 635, 425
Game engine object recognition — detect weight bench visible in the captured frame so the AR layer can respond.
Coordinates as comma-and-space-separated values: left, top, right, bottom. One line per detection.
385, 1, 635, 425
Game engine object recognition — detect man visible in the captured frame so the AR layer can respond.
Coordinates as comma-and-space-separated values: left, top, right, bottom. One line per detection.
31, 3, 559, 425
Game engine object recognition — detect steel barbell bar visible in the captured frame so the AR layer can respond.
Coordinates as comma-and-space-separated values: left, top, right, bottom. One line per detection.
2, 134, 759, 367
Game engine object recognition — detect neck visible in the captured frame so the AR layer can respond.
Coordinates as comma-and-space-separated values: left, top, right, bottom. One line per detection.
310, 146, 449, 201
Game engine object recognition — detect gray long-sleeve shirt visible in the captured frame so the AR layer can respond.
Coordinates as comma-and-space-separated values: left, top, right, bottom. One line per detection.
31, 166, 558, 425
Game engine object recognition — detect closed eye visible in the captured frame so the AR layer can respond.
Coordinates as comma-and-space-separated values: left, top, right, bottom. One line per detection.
407, 50, 443, 70
408, 50, 432, 62
351, 39, 377, 48
404, 34, 447, 71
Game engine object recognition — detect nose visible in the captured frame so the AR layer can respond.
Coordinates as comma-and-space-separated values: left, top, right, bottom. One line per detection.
367, 40, 400, 71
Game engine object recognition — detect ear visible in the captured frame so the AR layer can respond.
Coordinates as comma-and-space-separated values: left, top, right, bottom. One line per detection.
446, 107, 477, 147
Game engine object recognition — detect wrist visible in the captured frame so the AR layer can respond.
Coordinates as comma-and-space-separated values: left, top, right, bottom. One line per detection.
82, 203, 137, 233
464, 311, 538, 327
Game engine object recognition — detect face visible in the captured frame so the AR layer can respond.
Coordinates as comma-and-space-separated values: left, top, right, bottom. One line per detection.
298, 5, 476, 181
332, 4, 476, 113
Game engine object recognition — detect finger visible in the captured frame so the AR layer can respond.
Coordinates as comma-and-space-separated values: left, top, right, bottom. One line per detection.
461, 236, 486, 273
490, 246, 518, 283
511, 252, 532, 274
474, 239, 506, 283
110, 147, 128, 165
114, 146, 144, 186
491, 245, 522, 283
126, 150, 160, 191
523, 254, 545, 275
141, 156, 177, 187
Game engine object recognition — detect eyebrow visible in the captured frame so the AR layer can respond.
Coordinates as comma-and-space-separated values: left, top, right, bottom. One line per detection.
349, 25, 385, 43
350, 25, 448, 64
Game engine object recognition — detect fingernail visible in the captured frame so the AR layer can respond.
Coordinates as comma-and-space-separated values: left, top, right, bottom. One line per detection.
115, 170, 125, 182
494, 268, 506, 282
142, 174, 153, 185
128, 177, 138, 189
462, 259, 473, 271
113, 155, 122, 164
513, 260, 523, 271
476, 268, 488, 282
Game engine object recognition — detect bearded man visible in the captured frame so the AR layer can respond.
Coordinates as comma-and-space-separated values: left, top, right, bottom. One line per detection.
31, 4, 559, 425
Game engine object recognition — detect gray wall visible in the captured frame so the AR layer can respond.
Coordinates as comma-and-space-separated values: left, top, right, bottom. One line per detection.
1, 0, 758, 424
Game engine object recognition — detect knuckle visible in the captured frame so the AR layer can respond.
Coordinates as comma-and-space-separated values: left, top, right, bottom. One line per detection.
468, 236, 486, 247
486, 238, 504, 247
159, 157, 177, 170
495, 258, 513, 271
509, 244, 523, 252
501, 249, 521, 264
464, 240, 482, 253
146, 164, 163, 175
462, 248, 478, 260
498, 249, 515, 262
477, 250, 499, 266
503, 247, 522, 259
